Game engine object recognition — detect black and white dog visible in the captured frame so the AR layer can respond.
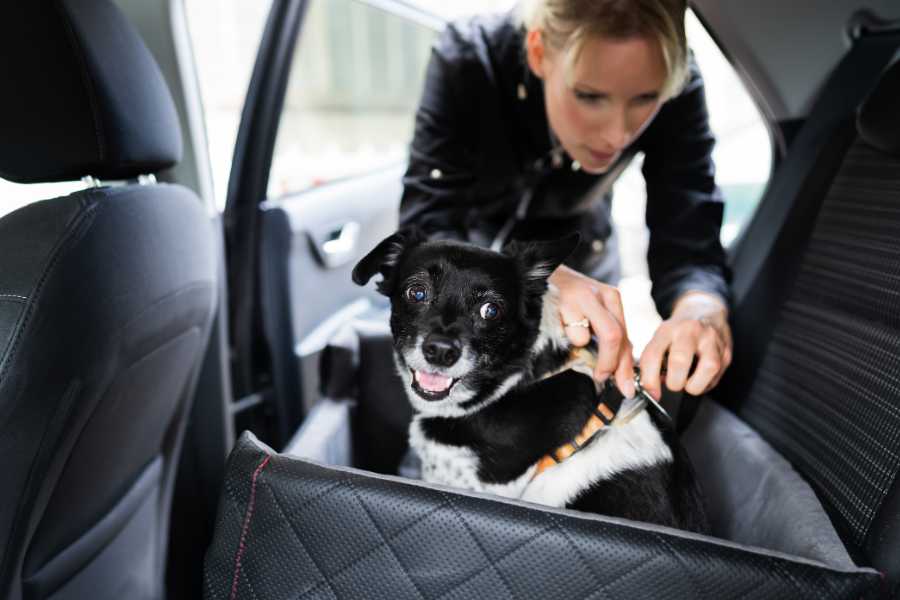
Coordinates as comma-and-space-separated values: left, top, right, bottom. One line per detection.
353, 229, 709, 533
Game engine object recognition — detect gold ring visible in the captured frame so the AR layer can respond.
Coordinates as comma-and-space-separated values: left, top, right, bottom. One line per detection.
564, 318, 590, 328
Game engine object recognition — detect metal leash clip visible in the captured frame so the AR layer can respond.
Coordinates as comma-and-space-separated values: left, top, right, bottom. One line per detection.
632, 369, 673, 425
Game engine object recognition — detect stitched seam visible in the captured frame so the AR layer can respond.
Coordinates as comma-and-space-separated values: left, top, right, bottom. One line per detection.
281, 480, 454, 600
729, 576, 780, 600
54, 0, 105, 161
652, 533, 710, 600
228, 455, 271, 600
264, 480, 341, 600
241, 479, 347, 543
0, 203, 97, 383
346, 478, 428, 600
0, 380, 82, 584
585, 554, 672, 597
760, 552, 836, 599
432, 516, 558, 600
441, 494, 521, 600
543, 514, 613, 599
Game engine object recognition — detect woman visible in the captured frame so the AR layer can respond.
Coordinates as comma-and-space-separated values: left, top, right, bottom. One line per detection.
399, 0, 732, 402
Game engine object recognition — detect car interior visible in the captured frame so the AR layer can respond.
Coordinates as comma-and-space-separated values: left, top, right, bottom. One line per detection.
1, 0, 899, 599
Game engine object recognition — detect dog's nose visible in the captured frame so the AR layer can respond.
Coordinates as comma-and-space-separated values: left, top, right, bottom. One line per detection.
422, 334, 461, 367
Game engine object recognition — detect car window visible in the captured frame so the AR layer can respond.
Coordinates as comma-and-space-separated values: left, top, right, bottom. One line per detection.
614, 10, 772, 351
185, 0, 273, 211
688, 11, 772, 247
265, 0, 440, 199
0, 180, 85, 220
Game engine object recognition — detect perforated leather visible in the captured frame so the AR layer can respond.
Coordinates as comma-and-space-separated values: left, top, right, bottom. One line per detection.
204, 433, 882, 600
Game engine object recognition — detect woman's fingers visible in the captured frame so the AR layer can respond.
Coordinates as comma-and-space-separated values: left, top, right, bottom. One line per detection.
663, 324, 701, 393
556, 290, 633, 394
613, 345, 636, 399
585, 302, 625, 381
549, 265, 635, 396
558, 303, 593, 347
642, 314, 731, 399
683, 331, 722, 395
638, 328, 670, 400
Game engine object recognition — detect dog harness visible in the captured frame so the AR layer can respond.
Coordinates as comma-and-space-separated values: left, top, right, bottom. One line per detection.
532, 348, 671, 478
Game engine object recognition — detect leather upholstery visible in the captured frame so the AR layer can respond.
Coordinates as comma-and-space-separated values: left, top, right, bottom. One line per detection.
205, 432, 882, 600
0, 0, 182, 183
0, 1, 216, 598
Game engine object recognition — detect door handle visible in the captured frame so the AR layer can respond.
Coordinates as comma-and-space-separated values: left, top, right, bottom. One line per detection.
318, 221, 360, 269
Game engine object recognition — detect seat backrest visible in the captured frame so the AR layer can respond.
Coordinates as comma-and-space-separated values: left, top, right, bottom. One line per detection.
731, 55, 900, 595
0, 2, 217, 599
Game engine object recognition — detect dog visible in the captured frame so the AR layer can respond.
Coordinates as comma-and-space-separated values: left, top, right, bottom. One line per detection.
352, 228, 709, 533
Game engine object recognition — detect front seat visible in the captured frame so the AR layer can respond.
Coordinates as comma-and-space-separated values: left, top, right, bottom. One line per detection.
0, 1, 217, 599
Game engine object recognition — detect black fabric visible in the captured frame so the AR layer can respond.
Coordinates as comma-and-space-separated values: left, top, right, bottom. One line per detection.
398, 11, 730, 318
204, 432, 882, 600
857, 56, 900, 156
738, 137, 900, 590
0, 185, 217, 600
351, 326, 413, 475
0, 0, 182, 183
723, 34, 900, 411
681, 401, 854, 568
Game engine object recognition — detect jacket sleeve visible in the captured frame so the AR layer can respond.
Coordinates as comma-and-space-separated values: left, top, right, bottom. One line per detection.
398, 25, 481, 241
640, 59, 732, 318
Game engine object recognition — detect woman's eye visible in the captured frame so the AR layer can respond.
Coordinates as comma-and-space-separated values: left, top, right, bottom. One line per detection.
405, 285, 428, 303
574, 89, 604, 105
632, 93, 660, 106
479, 302, 500, 320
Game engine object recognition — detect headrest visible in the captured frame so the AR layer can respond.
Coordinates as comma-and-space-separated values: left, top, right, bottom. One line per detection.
857, 56, 900, 156
0, 0, 182, 184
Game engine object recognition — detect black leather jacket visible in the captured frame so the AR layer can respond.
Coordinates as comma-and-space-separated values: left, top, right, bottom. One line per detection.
399, 11, 731, 317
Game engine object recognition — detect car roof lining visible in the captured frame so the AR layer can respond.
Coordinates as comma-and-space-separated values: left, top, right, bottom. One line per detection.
692, 0, 900, 122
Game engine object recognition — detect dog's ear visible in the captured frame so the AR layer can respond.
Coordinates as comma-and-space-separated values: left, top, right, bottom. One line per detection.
504, 232, 581, 282
352, 227, 426, 294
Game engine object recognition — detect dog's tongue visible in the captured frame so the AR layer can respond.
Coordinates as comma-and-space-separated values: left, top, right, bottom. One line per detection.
415, 370, 452, 392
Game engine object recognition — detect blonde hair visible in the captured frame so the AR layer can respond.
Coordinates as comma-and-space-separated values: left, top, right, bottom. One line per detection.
521, 0, 689, 100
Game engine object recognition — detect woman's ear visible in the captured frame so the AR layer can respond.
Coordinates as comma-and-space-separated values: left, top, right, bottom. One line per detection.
525, 29, 546, 79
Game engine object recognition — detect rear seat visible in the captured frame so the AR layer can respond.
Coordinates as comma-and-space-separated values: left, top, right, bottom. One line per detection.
721, 52, 900, 592
203, 42, 900, 600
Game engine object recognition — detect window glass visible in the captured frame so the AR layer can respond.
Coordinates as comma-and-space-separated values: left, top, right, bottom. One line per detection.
0, 181, 85, 220
266, 0, 439, 198
185, 0, 273, 210
613, 10, 772, 351
405, 0, 517, 22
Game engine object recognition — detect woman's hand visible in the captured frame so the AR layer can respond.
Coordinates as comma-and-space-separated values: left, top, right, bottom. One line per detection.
638, 291, 733, 400
548, 265, 636, 398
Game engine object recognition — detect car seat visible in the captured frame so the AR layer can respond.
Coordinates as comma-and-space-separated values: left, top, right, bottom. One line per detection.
202, 33, 900, 600
0, 1, 218, 599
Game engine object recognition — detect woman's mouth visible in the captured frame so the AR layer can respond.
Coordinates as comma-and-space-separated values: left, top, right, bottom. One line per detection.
587, 148, 616, 164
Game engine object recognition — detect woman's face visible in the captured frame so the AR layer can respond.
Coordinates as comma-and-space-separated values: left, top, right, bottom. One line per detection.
527, 32, 668, 174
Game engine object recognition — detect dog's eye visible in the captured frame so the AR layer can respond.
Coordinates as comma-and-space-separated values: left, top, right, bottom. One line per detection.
405, 284, 428, 303
479, 302, 501, 320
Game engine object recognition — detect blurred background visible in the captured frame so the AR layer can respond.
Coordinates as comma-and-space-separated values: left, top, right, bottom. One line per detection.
0, 0, 771, 354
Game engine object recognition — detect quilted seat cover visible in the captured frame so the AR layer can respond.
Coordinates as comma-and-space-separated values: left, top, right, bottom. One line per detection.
204, 433, 882, 600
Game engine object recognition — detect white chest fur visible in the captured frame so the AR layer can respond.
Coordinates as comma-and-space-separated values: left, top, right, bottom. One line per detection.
521, 410, 673, 507
408, 418, 535, 499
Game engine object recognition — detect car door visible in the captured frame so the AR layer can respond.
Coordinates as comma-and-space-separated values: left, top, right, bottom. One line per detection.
222, 0, 445, 447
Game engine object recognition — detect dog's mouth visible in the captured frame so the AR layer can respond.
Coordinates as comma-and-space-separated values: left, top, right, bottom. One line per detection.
411, 369, 458, 401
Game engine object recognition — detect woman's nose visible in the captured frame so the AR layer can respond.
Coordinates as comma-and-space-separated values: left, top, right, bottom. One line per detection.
600, 107, 631, 150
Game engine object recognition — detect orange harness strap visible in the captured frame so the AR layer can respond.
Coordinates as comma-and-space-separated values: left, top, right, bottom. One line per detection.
533, 402, 615, 476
